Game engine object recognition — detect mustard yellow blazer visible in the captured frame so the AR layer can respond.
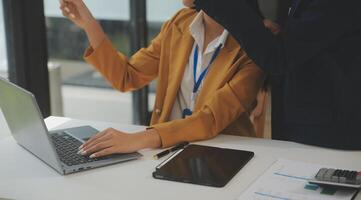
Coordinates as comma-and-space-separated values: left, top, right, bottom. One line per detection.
84, 8, 264, 148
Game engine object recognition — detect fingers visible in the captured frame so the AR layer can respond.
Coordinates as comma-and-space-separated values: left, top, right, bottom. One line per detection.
75, 128, 135, 158
60, 4, 71, 18
90, 147, 116, 158
60, 3, 75, 19
61, 10, 69, 18
79, 128, 117, 153
268, 26, 280, 35
59, 0, 66, 5
273, 29, 281, 35
80, 134, 112, 154
80, 129, 108, 149
263, 19, 281, 35
59, 0, 69, 11
60, 0, 79, 19
81, 141, 113, 156
64, 0, 81, 5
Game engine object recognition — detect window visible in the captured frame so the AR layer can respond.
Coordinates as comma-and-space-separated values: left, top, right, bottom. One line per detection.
0, 0, 7, 76
147, 0, 183, 42
42, 0, 184, 124
146, 0, 183, 110
44, 0, 131, 86
44, 0, 134, 123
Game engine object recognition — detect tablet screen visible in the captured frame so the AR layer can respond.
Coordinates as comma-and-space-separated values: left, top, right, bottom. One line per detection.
153, 145, 254, 187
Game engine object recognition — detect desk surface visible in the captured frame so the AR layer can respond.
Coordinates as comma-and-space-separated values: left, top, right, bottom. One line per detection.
0, 116, 360, 200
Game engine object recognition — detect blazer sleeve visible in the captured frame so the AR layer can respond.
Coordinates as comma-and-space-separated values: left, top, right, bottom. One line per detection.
194, 0, 360, 75
83, 21, 171, 92
152, 58, 264, 148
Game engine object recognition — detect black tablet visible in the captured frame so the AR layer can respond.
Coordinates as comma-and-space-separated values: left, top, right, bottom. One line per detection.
152, 144, 254, 187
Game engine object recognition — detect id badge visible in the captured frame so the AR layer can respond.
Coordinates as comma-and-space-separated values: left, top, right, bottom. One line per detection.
182, 108, 193, 118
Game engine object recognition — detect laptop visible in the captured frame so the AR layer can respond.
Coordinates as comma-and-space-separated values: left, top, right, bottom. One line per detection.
0, 77, 142, 175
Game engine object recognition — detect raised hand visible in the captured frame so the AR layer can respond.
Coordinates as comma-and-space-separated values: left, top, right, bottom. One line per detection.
59, 0, 105, 48
59, 0, 96, 30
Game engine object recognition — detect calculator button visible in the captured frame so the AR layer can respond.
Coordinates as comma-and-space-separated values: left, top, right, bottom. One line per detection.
324, 169, 336, 181
316, 168, 328, 180
346, 171, 356, 184
313, 168, 361, 188
332, 170, 341, 183
331, 175, 339, 183
340, 176, 347, 183
356, 172, 361, 185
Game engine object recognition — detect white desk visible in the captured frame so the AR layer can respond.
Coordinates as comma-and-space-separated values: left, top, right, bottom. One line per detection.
0, 116, 360, 200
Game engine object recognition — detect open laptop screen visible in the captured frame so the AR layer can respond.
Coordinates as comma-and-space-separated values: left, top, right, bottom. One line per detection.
0, 78, 63, 173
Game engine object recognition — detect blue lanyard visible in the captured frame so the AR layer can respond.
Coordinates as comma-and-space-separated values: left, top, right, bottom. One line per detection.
182, 44, 222, 119
192, 44, 222, 94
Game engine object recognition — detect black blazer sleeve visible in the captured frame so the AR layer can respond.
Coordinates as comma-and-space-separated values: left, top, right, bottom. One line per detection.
195, 0, 361, 75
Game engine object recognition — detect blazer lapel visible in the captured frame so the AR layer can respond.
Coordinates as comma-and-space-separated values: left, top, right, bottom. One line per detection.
160, 24, 194, 121
194, 36, 240, 110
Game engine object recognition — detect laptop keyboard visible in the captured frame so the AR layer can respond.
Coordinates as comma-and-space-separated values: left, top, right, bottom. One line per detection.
51, 132, 109, 166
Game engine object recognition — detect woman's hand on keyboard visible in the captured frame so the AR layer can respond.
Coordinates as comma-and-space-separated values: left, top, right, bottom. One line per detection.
78, 128, 161, 158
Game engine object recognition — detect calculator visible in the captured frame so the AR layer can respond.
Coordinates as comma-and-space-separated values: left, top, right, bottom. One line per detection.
309, 168, 361, 189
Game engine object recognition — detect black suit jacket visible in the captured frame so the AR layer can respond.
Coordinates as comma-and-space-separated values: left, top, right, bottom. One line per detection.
195, 0, 361, 150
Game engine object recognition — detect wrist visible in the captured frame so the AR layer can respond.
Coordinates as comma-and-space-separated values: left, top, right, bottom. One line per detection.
134, 129, 161, 150
83, 19, 101, 33
83, 20, 106, 49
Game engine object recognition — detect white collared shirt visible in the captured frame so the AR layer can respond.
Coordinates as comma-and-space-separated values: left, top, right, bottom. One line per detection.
170, 11, 229, 120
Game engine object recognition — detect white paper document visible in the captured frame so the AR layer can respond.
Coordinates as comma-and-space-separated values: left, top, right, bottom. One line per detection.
238, 159, 358, 200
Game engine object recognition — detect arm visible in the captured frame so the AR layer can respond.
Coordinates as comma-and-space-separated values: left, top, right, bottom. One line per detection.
78, 57, 264, 156
60, 0, 104, 48
153, 59, 264, 147
61, 0, 164, 92
83, 31, 163, 92
195, 0, 359, 74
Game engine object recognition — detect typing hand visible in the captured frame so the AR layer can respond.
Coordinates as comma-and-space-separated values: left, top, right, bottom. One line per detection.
78, 128, 161, 158
59, 0, 96, 30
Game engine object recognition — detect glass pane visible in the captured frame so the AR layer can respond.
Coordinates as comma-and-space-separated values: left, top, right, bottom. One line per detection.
147, 0, 183, 41
45, 0, 131, 61
44, 0, 133, 124
0, 0, 8, 76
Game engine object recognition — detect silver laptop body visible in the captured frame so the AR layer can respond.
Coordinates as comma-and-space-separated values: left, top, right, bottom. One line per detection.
0, 77, 141, 175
